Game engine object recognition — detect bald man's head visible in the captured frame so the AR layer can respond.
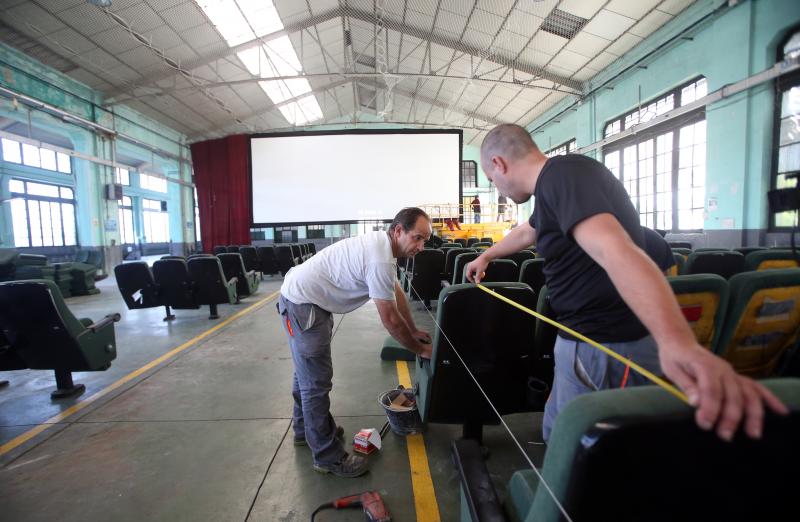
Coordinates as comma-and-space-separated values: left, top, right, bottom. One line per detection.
480, 124, 540, 169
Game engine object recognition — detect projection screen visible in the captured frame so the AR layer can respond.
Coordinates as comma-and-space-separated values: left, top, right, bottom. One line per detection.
250, 130, 462, 226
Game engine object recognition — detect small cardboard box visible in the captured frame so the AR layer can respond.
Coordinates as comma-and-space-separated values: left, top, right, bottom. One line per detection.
353, 428, 382, 454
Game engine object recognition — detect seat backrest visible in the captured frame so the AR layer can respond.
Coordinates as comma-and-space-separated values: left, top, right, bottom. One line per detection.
213, 246, 227, 255
0, 280, 107, 370
256, 246, 279, 275
671, 247, 692, 257
503, 250, 536, 270
238, 246, 259, 272
188, 256, 236, 305
523, 380, 800, 522
409, 249, 445, 301
444, 248, 474, 283
160, 255, 185, 261
744, 249, 799, 271
466, 237, 479, 247
226, 245, 240, 253
417, 283, 539, 425
519, 258, 546, 296
452, 252, 480, 285
533, 285, 557, 388
219, 253, 254, 296
734, 246, 767, 256
668, 241, 692, 249
686, 251, 745, 279
715, 268, 800, 376
668, 253, 686, 276
693, 247, 728, 253
667, 274, 729, 349
473, 242, 492, 250
480, 237, 493, 245
290, 244, 303, 263
454, 238, 467, 247
275, 245, 296, 275
307, 243, 317, 255
479, 259, 518, 283
152, 259, 197, 309
114, 262, 161, 309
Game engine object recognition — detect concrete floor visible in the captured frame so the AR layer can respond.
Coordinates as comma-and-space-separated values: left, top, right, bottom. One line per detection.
0, 270, 546, 521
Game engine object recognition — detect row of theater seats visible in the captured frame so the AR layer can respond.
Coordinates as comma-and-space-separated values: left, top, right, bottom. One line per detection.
114, 253, 259, 320
669, 247, 798, 278
0, 279, 120, 399
399, 246, 541, 307
670, 270, 800, 377
425, 237, 495, 248
382, 279, 800, 521
211, 243, 316, 277
0, 248, 100, 297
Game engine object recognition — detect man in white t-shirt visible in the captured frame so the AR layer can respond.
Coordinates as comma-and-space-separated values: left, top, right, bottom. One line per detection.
277, 207, 433, 478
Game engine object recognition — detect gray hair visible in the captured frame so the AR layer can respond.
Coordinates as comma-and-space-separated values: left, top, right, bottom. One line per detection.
480, 124, 539, 166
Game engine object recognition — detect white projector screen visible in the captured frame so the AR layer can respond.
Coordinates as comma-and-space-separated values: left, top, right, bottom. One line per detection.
250, 130, 461, 226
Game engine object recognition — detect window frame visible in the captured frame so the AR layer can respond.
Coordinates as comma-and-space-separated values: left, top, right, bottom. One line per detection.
770, 27, 800, 231
602, 77, 708, 232
545, 139, 577, 157
9, 178, 77, 247
461, 160, 477, 190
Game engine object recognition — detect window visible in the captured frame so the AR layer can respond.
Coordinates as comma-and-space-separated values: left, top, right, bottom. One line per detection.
274, 226, 297, 243
773, 29, 800, 228
461, 160, 477, 189
142, 198, 169, 243
115, 167, 130, 186
118, 195, 135, 244
140, 173, 167, 193
603, 78, 707, 231
307, 224, 325, 239
9, 179, 77, 247
1, 138, 71, 174
545, 139, 577, 157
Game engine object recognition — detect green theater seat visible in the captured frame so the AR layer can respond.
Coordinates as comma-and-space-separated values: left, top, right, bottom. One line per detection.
715, 268, 800, 377
0, 279, 120, 399
454, 379, 800, 522
668, 274, 729, 349
743, 249, 799, 271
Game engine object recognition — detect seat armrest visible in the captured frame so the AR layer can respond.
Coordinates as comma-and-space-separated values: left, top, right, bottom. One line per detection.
441, 279, 450, 288
451, 439, 506, 522
228, 277, 238, 286
86, 313, 121, 332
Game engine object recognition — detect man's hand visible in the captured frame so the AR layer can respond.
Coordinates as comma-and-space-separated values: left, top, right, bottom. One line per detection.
413, 330, 432, 344
418, 342, 433, 359
465, 255, 490, 283
659, 341, 789, 440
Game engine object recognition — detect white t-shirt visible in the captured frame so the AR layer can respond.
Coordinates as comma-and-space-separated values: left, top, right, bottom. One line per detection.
280, 231, 397, 313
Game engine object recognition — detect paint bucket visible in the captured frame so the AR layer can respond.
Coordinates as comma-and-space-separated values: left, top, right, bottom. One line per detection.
378, 386, 422, 435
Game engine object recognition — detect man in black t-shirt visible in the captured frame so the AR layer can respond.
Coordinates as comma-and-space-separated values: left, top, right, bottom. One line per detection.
465, 123, 787, 443
643, 227, 676, 274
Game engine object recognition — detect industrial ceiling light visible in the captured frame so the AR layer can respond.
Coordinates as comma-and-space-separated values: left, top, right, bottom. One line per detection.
88, 0, 112, 7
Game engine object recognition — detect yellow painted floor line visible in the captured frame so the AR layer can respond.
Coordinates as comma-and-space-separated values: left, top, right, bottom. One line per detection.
0, 290, 280, 458
396, 360, 441, 522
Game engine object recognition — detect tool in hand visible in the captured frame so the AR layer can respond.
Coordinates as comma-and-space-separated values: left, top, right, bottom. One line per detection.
310, 490, 391, 521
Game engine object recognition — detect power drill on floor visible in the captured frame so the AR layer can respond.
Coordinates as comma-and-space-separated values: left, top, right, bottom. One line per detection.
310, 490, 391, 522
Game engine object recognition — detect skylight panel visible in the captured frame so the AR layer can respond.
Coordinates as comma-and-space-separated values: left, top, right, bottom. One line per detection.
197, 0, 284, 46
237, 0, 283, 37
279, 95, 323, 126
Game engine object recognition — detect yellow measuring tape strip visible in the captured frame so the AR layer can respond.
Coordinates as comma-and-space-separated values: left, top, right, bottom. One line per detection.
475, 283, 689, 404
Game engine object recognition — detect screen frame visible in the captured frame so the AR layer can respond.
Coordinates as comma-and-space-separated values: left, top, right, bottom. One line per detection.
248, 128, 463, 227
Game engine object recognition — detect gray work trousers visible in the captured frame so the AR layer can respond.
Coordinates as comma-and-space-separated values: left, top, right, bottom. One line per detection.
277, 295, 346, 466
542, 334, 662, 442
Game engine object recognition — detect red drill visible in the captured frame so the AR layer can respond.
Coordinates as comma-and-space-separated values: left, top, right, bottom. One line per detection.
310, 491, 391, 522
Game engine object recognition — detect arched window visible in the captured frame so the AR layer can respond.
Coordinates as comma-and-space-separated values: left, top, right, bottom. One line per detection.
772, 29, 800, 228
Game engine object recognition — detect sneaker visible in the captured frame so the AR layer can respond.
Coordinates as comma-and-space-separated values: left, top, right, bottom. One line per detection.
293, 425, 345, 447
312, 453, 369, 478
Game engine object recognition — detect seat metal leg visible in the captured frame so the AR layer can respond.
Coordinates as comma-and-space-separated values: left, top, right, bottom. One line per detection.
208, 303, 219, 320
163, 305, 176, 321
51, 369, 85, 399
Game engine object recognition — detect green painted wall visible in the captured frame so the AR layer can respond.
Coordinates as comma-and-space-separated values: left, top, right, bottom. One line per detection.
0, 42, 194, 258
526, 0, 800, 238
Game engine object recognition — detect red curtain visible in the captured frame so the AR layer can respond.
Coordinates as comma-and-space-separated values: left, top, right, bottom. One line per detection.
190, 135, 251, 253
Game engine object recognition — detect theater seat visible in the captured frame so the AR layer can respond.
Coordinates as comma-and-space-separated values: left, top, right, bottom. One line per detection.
518, 258, 546, 296
668, 274, 729, 349
188, 256, 238, 319
275, 245, 297, 276
452, 252, 479, 285
441, 248, 474, 287
153, 258, 199, 320
454, 379, 800, 522
503, 250, 535, 269
218, 253, 259, 298
407, 249, 445, 308
213, 246, 227, 256
480, 259, 518, 282
114, 262, 162, 310
238, 246, 260, 274
744, 249, 799, 271
685, 250, 745, 279
256, 246, 280, 277
414, 283, 540, 441
0, 279, 120, 399
715, 268, 800, 377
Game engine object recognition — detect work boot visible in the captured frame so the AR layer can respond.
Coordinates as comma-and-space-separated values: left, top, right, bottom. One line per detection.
312, 453, 369, 478
293, 425, 345, 447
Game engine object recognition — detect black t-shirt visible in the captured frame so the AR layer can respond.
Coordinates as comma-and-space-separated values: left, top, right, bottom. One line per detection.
529, 154, 648, 342
642, 227, 676, 272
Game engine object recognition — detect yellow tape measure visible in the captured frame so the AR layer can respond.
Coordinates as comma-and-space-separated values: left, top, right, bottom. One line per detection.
475, 283, 689, 405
